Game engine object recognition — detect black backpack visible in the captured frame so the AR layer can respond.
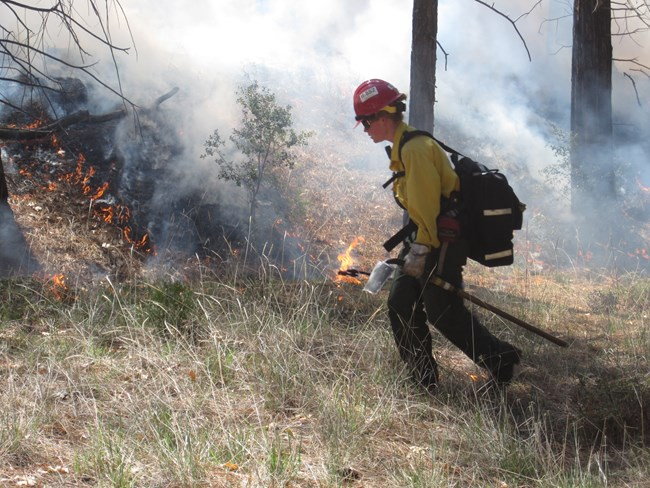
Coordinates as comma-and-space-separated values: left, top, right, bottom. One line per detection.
383, 130, 525, 268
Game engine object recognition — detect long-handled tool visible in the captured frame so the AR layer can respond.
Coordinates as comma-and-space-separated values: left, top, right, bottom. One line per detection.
339, 260, 569, 348
428, 275, 569, 348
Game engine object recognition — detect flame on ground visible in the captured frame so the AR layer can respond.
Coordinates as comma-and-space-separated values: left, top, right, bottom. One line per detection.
628, 248, 649, 260
335, 236, 365, 285
55, 149, 153, 253
91, 182, 110, 200
49, 274, 69, 300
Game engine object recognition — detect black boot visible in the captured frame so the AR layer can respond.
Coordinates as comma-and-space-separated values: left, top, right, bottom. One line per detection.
412, 362, 439, 394
482, 346, 522, 385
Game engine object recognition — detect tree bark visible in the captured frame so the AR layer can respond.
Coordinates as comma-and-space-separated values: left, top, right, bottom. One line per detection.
570, 1, 613, 225
0, 151, 7, 202
0, 151, 40, 276
409, 0, 438, 132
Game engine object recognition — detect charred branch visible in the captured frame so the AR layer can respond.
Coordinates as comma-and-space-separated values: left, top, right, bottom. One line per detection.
154, 87, 179, 108
1, 0, 136, 108
613, 57, 650, 71
0, 151, 7, 201
630, 67, 650, 77
2, 0, 132, 51
0, 87, 179, 141
539, 14, 573, 34
1, 39, 136, 106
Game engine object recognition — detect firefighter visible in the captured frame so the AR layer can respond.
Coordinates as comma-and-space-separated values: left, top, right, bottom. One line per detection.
353, 79, 521, 392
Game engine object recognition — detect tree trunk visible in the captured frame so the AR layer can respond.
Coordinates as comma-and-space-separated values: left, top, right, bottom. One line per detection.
409, 0, 438, 132
0, 152, 40, 276
0, 152, 7, 202
570, 0, 614, 232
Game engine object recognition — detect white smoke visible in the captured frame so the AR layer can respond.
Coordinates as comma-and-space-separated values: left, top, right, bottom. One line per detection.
3, 0, 648, 169
107, 0, 646, 173
2, 0, 648, 260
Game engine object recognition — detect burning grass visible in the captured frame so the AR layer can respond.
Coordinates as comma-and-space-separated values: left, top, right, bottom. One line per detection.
3, 137, 151, 282
0, 264, 648, 487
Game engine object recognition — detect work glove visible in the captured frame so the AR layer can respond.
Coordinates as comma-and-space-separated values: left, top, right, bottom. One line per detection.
403, 243, 430, 278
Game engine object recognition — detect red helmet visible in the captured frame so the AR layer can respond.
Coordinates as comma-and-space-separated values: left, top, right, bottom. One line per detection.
353, 79, 405, 119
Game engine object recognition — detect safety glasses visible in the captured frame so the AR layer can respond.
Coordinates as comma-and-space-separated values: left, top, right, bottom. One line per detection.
359, 116, 378, 130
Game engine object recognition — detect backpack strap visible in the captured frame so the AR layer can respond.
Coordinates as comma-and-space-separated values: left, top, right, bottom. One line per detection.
382, 171, 406, 189
382, 131, 465, 252
383, 219, 418, 252
398, 130, 465, 162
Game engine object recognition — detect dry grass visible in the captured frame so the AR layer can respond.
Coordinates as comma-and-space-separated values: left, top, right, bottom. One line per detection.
0, 263, 648, 487
2, 121, 649, 487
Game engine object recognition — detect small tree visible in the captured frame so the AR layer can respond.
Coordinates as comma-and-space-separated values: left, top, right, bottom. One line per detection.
203, 81, 310, 231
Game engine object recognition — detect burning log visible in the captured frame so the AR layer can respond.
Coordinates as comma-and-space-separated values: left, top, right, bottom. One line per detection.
0, 86, 181, 259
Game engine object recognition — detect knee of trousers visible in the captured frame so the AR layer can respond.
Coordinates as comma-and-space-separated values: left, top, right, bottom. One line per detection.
388, 276, 421, 315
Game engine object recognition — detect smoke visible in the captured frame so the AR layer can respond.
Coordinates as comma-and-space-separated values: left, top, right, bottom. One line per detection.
111, 0, 648, 178
2, 0, 648, 266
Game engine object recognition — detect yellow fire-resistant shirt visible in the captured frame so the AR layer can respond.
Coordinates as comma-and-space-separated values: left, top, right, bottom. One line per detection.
389, 122, 460, 249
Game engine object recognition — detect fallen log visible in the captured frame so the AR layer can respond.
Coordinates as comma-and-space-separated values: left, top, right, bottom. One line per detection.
0, 87, 179, 141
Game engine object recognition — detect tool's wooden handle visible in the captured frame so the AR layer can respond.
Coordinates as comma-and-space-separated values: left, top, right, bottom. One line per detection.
430, 276, 569, 348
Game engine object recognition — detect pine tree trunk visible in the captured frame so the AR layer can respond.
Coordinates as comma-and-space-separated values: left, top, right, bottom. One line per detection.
409, 0, 438, 132
570, 1, 614, 229
0, 152, 7, 202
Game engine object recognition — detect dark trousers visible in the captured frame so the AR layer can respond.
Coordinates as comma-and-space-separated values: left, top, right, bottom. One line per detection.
387, 239, 514, 383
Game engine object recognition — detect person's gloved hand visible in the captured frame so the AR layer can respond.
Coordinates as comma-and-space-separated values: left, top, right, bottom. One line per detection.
403, 243, 430, 278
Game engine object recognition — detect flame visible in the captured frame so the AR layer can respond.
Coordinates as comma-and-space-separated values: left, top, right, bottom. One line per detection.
335, 236, 365, 285
577, 250, 593, 262
137, 233, 149, 248
91, 182, 109, 200
20, 119, 45, 130
55, 151, 153, 253
99, 206, 114, 223
120, 226, 151, 252
49, 274, 69, 300
628, 248, 649, 260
